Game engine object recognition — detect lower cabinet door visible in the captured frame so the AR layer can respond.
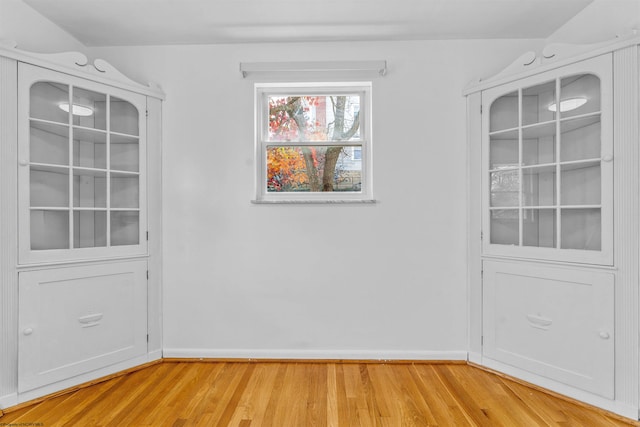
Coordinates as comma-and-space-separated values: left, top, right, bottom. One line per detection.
18, 260, 147, 392
483, 260, 614, 398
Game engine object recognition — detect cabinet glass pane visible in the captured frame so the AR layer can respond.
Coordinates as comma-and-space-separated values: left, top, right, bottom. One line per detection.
73, 210, 107, 248
111, 97, 139, 136
73, 128, 106, 169
490, 170, 519, 207
73, 170, 106, 208
560, 116, 601, 162
559, 74, 600, 119
523, 208, 556, 248
30, 82, 69, 124
490, 209, 519, 245
111, 211, 139, 246
560, 162, 600, 206
31, 210, 69, 250
30, 121, 69, 166
111, 173, 139, 208
523, 165, 556, 207
522, 81, 556, 126
490, 131, 518, 169
72, 87, 106, 130
561, 208, 601, 250
522, 123, 556, 166
30, 166, 68, 207
111, 134, 139, 172
490, 91, 518, 132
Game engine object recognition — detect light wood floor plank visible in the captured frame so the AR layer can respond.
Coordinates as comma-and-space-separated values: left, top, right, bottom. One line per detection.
1, 361, 637, 426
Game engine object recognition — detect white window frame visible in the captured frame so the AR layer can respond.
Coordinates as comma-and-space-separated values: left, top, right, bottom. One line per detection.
253, 82, 373, 203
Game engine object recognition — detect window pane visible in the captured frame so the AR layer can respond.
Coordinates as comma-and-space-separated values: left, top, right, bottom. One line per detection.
522, 80, 556, 126
561, 208, 601, 250
523, 208, 556, 248
74, 210, 107, 248
560, 74, 600, 119
111, 134, 139, 172
30, 82, 69, 124
522, 123, 556, 166
30, 120, 69, 166
266, 146, 361, 192
30, 166, 69, 207
490, 131, 518, 170
560, 116, 601, 162
72, 87, 106, 130
111, 211, 139, 246
111, 172, 139, 208
560, 162, 600, 206
489, 91, 518, 132
111, 96, 139, 136
490, 209, 519, 245
490, 170, 519, 207
267, 95, 361, 142
73, 128, 106, 169
523, 165, 556, 207
31, 210, 69, 250
73, 170, 106, 208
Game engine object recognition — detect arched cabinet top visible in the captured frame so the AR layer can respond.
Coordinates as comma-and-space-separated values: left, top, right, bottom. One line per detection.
0, 40, 165, 100
463, 33, 640, 96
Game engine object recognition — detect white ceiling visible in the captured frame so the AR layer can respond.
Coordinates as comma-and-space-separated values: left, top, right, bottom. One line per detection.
23, 0, 594, 46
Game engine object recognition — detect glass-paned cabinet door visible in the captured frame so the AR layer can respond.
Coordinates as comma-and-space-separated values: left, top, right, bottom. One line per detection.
482, 54, 612, 265
18, 63, 147, 264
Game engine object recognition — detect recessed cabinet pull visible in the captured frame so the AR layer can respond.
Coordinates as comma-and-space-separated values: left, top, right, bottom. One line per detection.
23, 328, 33, 335
78, 313, 103, 328
602, 154, 613, 162
599, 331, 611, 339
526, 314, 552, 330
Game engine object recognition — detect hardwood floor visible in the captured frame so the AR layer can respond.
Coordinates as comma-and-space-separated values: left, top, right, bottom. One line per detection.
1, 361, 637, 426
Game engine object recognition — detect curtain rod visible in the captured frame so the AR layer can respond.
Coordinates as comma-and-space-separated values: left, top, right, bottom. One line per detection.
239, 60, 387, 78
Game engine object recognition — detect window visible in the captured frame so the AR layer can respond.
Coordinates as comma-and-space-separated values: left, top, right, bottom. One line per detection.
254, 82, 373, 202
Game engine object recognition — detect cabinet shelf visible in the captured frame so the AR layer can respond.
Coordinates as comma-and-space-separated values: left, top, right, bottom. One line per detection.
29, 206, 69, 211
111, 130, 140, 140
30, 163, 69, 173
489, 127, 519, 137
72, 125, 107, 135
30, 118, 69, 135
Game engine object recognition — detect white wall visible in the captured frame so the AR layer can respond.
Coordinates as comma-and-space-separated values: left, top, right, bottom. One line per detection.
0, 0, 84, 52
89, 40, 541, 358
547, 0, 640, 43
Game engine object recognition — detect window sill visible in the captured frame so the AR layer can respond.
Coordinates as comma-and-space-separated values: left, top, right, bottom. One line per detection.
251, 199, 377, 204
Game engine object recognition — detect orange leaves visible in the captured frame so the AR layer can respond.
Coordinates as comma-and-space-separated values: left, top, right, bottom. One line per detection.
266, 147, 308, 192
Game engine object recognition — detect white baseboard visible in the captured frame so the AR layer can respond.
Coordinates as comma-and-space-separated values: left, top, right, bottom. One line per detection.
467, 351, 482, 364
162, 348, 469, 361
0, 393, 18, 410
148, 349, 163, 361
12, 354, 152, 407
480, 357, 639, 421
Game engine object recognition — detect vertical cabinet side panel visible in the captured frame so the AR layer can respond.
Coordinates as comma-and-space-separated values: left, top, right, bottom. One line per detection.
146, 97, 163, 357
0, 56, 18, 407
467, 91, 483, 361
613, 45, 640, 409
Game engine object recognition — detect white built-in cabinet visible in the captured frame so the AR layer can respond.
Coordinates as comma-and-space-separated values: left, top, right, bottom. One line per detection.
0, 42, 163, 407
466, 37, 640, 420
